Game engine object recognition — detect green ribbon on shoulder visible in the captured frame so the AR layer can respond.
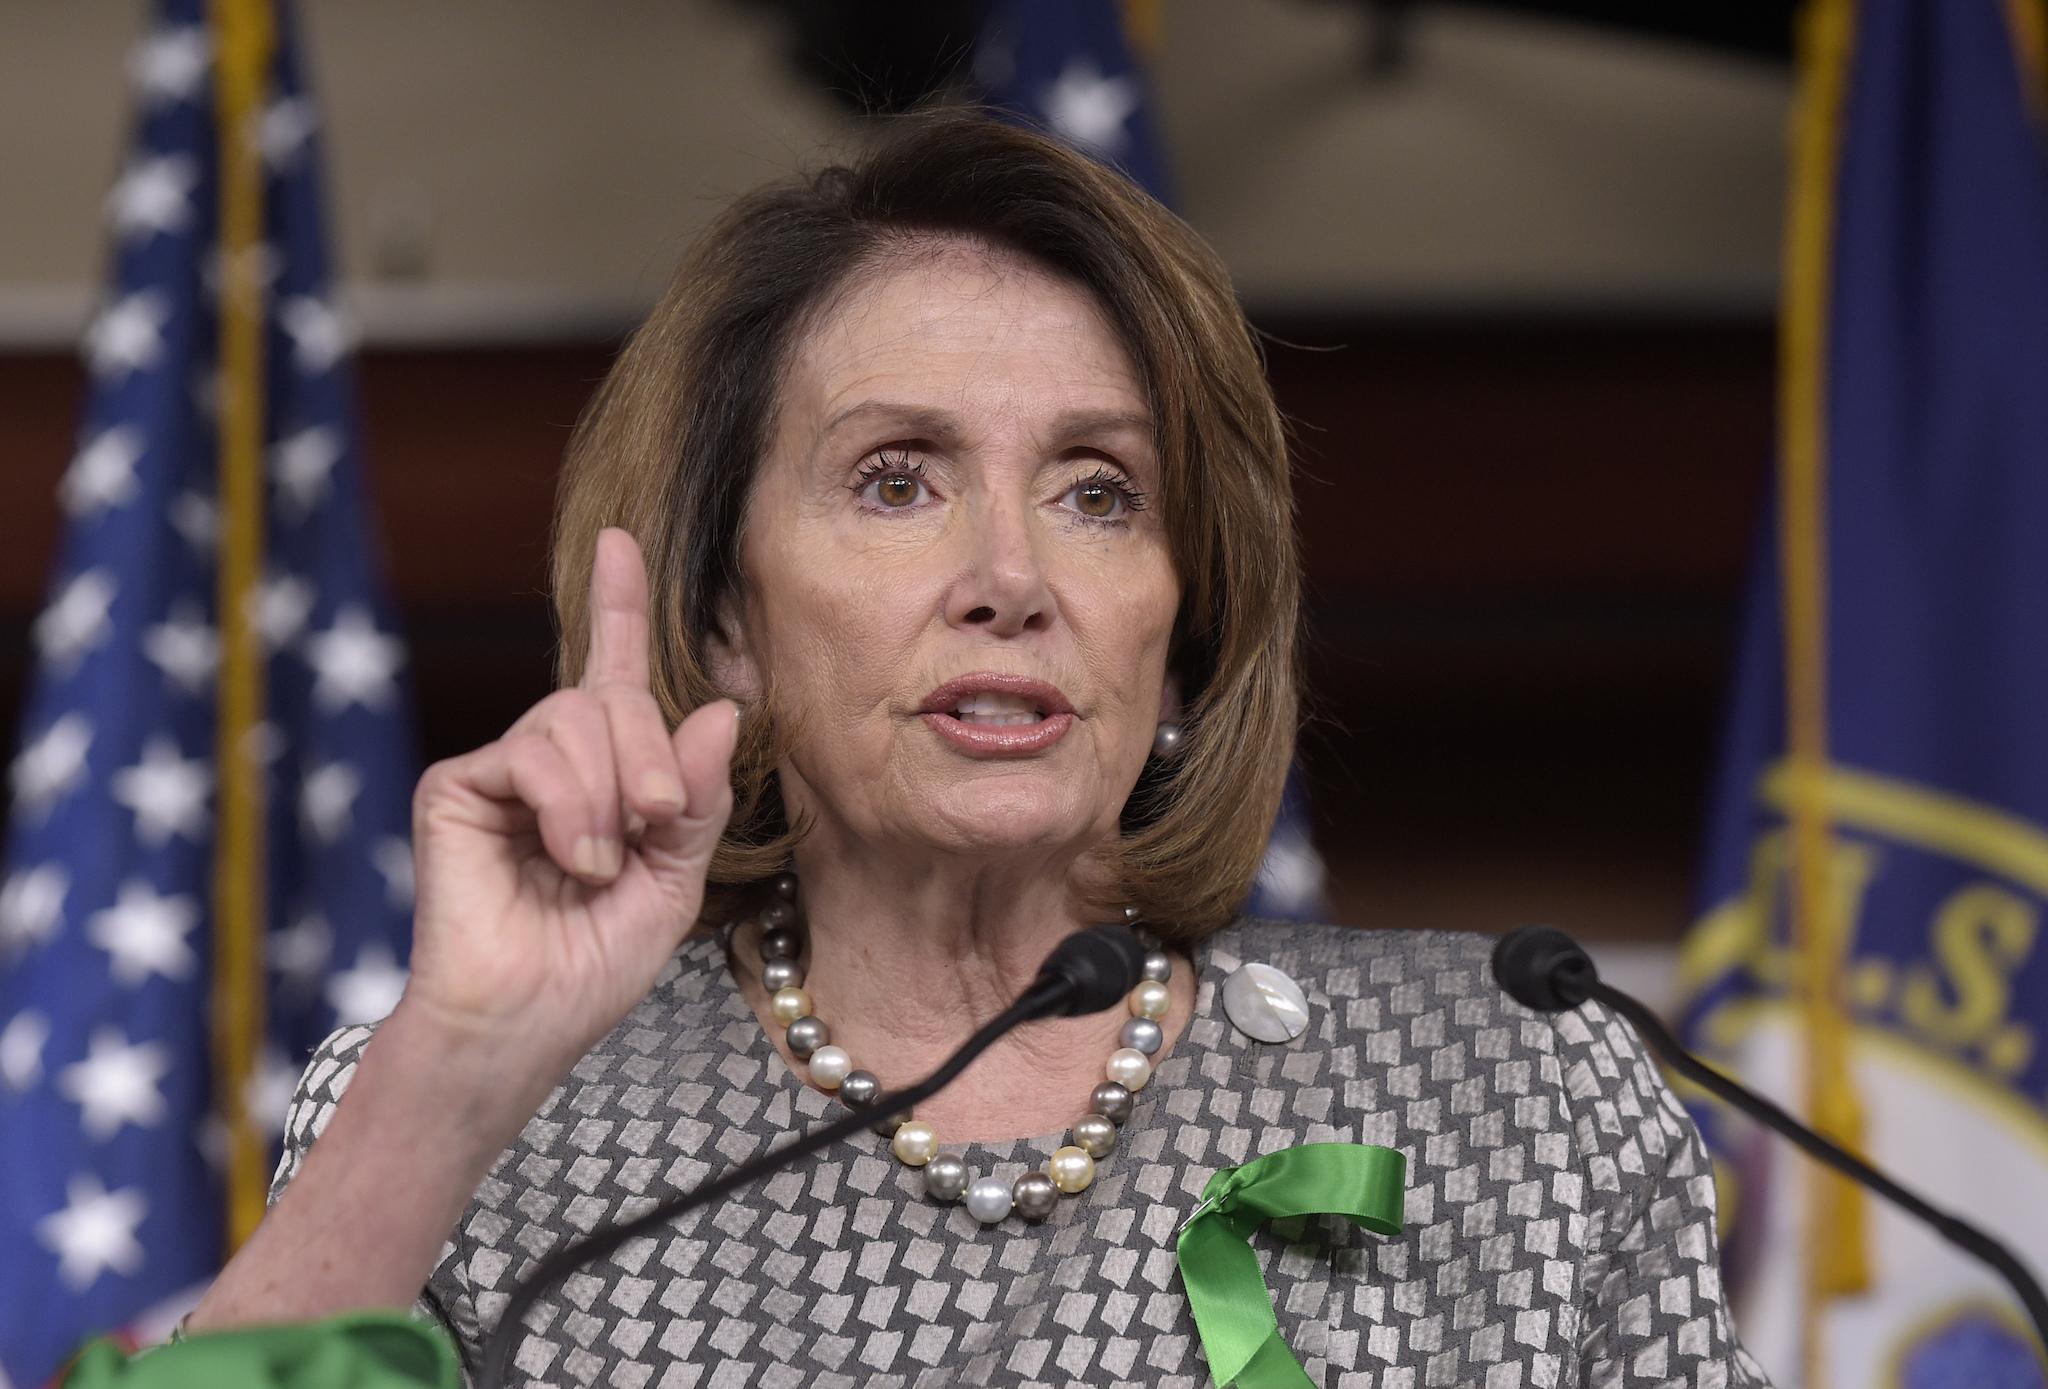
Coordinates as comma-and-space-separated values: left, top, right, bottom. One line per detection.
1176, 1142, 1407, 1389
60, 1312, 460, 1389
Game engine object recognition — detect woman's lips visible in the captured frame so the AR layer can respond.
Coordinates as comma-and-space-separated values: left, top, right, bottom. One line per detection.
920, 710, 1076, 756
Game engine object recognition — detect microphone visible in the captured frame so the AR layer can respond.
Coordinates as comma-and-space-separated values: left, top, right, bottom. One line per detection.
1032, 921, 1150, 1015
478, 923, 1147, 1389
1490, 925, 2048, 1354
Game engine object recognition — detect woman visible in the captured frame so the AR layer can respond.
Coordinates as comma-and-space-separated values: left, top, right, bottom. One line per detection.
191, 111, 1768, 1387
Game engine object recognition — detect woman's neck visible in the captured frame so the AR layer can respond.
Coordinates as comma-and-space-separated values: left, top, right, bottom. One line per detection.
725, 852, 1195, 1143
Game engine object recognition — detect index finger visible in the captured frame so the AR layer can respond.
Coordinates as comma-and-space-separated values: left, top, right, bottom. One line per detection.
582, 526, 653, 691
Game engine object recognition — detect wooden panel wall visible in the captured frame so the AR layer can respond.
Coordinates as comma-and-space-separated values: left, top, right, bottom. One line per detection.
0, 317, 1773, 940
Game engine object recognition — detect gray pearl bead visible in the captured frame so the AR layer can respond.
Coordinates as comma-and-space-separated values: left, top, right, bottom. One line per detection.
1123, 905, 1142, 923
1074, 1113, 1118, 1159
1090, 1081, 1134, 1125
785, 1016, 828, 1059
924, 1152, 970, 1201
838, 1069, 881, 1108
1151, 722, 1184, 758
1119, 1016, 1163, 1055
1013, 1171, 1059, 1220
771, 872, 798, 900
761, 958, 804, 992
1141, 950, 1172, 982
760, 900, 795, 929
759, 927, 801, 961
871, 1108, 911, 1138
965, 1175, 1014, 1223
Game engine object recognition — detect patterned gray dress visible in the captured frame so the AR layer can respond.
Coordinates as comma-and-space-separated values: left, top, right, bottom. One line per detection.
270, 919, 1772, 1388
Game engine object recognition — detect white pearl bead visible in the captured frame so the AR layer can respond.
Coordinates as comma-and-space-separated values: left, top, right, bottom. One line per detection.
808, 1045, 852, 1088
1049, 1145, 1096, 1193
1128, 979, 1170, 1020
965, 1176, 1013, 1223
770, 986, 812, 1025
891, 1121, 938, 1166
1105, 1047, 1152, 1091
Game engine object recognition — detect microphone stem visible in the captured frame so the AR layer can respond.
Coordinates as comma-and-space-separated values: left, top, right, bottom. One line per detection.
478, 974, 1069, 1389
1592, 981, 2048, 1353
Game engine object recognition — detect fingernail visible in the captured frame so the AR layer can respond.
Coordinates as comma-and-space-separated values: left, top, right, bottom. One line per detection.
573, 836, 620, 879
641, 772, 683, 811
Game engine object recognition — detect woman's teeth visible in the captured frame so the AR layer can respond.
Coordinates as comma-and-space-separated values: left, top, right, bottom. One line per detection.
952, 692, 1044, 725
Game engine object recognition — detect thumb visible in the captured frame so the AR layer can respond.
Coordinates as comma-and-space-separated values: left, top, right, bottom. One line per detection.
639, 700, 740, 872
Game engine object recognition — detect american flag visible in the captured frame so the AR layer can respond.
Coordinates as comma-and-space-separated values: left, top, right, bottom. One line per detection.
975, 0, 1328, 921
0, 2, 416, 1382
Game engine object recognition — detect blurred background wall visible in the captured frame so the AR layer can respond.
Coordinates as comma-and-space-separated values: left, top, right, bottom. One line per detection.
0, 0, 1793, 974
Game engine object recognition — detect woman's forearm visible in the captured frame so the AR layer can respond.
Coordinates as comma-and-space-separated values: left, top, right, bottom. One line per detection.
186, 1001, 554, 1334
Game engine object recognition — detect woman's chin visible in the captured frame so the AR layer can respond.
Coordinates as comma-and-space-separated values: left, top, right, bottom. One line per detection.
904, 784, 1108, 858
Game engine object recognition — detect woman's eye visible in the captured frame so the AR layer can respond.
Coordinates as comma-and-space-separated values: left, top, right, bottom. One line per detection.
852, 451, 931, 510
1059, 469, 1145, 521
1067, 479, 1124, 519
869, 471, 926, 508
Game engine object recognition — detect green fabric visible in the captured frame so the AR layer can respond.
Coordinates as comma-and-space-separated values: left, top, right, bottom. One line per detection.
60, 1312, 460, 1389
1175, 1142, 1407, 1388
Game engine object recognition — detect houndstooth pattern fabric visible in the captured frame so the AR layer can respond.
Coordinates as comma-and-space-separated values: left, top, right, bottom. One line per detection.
270, 920, 1771, 1388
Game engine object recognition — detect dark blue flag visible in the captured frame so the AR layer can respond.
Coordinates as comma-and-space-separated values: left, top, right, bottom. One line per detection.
0, 2, 416, 1382
1680, 0, 2048, 1382
975, 0, 1327, 920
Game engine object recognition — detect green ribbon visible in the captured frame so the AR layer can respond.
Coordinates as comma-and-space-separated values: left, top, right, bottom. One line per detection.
60, 1312, 461, 1389
1176, 1142, 1407, 1388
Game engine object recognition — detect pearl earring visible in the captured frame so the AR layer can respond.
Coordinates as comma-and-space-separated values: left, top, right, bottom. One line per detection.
1151, 722, 1184, 758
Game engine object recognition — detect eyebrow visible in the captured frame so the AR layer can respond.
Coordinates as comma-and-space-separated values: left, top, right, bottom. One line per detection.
819, 400, 1154, 447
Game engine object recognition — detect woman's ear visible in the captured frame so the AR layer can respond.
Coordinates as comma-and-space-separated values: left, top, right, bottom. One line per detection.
1157, 673, 1183, 726
706, 593, 764, 703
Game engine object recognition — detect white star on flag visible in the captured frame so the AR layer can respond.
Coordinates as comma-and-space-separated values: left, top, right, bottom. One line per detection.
10, 713, 94, 821
372, 836, 416, 910
1254, 832, 1328, 917
34, 570, 118, 671
270, 424, 343, 522
303, 606, 404, 712
110, 736, 212, 846
249, 571, 316, 649
270, 910, 333, 994
60, 426, 146, 518
83, 291, 171, 379
1042, 58, 1141, 156
246, 1047, 301, 1139
0, 865, 69, 956
1, 1009, 50, 1091
142, 601, 220, 696
279, 295, 352, 374
59, 1027, 172, 1140
327, 943, 408, 1024
104, 154, 199, 241
258, 94, 319, 170
299, 761, 362, 844
37, 1175, 148, 1292
87, 880, 200, 987
240, 720, 285, 770
168, 490, 220, 553
128, 24, 209, 106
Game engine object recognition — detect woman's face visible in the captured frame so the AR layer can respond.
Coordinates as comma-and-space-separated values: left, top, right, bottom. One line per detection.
724, 240, 1180, 866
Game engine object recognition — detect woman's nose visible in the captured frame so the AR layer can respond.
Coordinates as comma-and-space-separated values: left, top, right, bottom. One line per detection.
946, 497, 1053, 637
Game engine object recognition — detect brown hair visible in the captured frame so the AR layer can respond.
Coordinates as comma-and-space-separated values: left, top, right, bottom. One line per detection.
549, 108, 1299, 944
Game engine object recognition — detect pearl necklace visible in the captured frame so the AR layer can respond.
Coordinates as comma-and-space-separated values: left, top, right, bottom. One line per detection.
741, 873, 1173, 1225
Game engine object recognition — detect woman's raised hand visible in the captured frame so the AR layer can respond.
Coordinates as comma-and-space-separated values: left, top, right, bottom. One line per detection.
398, 527, 738, 1072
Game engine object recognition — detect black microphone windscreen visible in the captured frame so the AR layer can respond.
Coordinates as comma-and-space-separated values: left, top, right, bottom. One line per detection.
1491, 926, 1598, 1012
1037, 924, 1146, 1015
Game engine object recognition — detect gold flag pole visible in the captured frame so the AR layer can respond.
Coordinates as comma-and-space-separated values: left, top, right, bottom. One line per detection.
209, 0, 275, 1251
1779, 1, 1869, 1384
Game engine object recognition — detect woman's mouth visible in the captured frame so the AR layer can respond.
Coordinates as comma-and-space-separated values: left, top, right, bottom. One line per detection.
916, 675, 1076, 756
949, 691, 1046, 725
